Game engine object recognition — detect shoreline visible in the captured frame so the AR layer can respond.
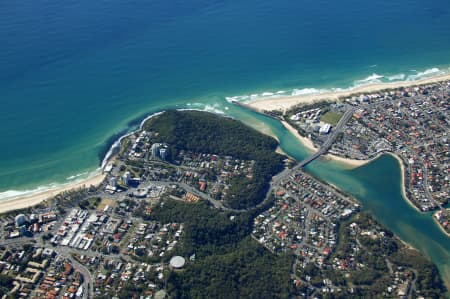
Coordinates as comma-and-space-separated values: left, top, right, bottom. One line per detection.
0, 111, 167, 214
433, 211, 450, 238
247, 73, 450, 112
0, 173, 106, 214
388, 152, 422, 213
101, 111, 165, 169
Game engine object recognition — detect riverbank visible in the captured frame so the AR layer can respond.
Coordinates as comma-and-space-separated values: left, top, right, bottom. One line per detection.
388, 152, 423, 213
247, 74, 450, 112
0, 173, 106, 214
433, 211, 450, 238
281, 120, 369, 168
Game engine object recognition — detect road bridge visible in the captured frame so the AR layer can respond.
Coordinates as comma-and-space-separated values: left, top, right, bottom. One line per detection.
297, 107, 355, 168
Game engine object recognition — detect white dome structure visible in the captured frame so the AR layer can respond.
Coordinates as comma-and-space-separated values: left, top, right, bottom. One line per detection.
15, 214, 27, 227
169, 256, 186, 269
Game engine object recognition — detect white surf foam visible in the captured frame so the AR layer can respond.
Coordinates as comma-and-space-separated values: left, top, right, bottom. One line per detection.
291, 88, 327, 96
203, 103, 225, 114
101, 111, 165, 169
387, 73, 406, 81
354, 73, 384, 86
178, 102, 226, 115
66, 171, 89, 180
407, 67, 443, 81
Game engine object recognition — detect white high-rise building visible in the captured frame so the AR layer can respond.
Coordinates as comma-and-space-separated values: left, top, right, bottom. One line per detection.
159, 148, 168, 160
122, 171, 131, 186
109, 177, 117, 187
151, 143, 160, 158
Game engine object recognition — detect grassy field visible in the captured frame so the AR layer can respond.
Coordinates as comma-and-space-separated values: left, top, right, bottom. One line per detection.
320, 111, 343, 125
97, 198, 116, 211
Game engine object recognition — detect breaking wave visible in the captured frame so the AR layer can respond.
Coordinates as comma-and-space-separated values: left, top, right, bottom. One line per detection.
0, 111, 169, 203
406, 67, 443, 81
387, 73, 406, 81
101, 111, 165, 169
354, 73, 384, 86
66, 171, 89, 180
291, 88, 328, 96
186, 102, 225, 114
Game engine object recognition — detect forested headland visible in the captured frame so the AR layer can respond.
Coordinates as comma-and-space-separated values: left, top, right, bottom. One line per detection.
144, 110, 285, 209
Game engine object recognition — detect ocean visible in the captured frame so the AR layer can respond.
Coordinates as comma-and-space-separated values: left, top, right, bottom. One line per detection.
1, 0, 450, 284
2, 0, 450, 195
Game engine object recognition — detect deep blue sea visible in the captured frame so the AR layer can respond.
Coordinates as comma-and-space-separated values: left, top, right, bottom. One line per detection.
1, 0, 450, 195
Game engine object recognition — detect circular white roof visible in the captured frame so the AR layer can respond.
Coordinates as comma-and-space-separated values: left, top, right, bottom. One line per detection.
169, 256, 186, 268
15, 214, 26, 222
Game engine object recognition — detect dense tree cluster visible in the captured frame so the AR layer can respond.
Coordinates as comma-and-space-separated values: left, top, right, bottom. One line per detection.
142, 199, 293, 298
144, 110, 284, 209
146, 200, 252, 257
168, 238, 292, 299
0, 274, 13, 296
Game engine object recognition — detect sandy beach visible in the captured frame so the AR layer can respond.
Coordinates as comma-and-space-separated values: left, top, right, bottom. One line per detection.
320, 154, 370, 168
0, 173, 106, 214
248, 74, 450, 112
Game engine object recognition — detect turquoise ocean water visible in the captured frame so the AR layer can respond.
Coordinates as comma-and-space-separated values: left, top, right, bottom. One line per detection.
1, 0, 450, 285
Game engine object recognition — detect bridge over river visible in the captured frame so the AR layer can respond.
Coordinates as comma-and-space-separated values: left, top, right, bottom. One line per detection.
297, 107, 355, 168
